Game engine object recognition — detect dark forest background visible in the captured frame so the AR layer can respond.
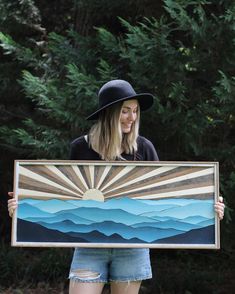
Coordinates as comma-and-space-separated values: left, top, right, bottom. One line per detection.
0, 0, 234, 293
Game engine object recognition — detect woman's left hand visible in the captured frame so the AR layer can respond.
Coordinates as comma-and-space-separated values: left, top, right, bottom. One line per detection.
214, 196, 225, 220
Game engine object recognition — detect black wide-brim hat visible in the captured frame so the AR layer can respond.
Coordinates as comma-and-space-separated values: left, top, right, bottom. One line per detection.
86, 79, 154, 120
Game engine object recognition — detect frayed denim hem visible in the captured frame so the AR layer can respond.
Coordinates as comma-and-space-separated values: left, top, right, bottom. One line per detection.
109, 274, 152, 283
69, 276, 108, 283
68, 272, 107, 283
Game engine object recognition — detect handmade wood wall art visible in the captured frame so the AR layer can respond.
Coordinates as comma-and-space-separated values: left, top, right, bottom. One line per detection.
12, 160, 220, 249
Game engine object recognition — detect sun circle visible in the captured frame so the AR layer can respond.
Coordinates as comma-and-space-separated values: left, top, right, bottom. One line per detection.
83, 189, 104, 202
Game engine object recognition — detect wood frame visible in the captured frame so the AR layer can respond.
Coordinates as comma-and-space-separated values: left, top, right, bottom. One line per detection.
12, 160, 220, 249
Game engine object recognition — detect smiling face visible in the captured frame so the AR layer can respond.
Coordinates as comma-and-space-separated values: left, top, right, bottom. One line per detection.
120, 99, 139, 133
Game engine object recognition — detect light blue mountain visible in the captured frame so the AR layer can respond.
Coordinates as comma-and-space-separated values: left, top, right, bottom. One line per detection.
180, 215, 209, 224
143, 216, 176, 221
56, 207, 157, 225
139, 198, 213, 206
19, 198, 214, 227
154, 202, 214, 219
20, 197, 213, 217
198, 219, 215, 226
132, 220, 201, 231
25, 212, 93, 225
68, 197, 178, 215
139, 211, 175, 218
19, 199, 42, 205
18, 203, 52, 218
32, 199, 78, 213
38, 220, 184, 242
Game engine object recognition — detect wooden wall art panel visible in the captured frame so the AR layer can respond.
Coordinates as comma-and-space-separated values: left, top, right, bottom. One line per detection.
12, 160, 220, 248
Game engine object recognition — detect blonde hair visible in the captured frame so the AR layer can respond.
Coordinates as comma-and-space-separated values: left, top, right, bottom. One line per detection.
89, 101, 140, 160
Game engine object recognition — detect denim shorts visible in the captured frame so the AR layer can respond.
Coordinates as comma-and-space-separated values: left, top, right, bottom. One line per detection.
69, 248, 152, 283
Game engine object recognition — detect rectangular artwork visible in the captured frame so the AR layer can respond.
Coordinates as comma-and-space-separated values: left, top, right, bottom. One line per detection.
12, 160, 220, 249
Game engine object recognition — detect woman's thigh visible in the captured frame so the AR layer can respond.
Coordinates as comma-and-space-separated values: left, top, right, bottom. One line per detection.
110, 281, 141, 294
69, 281, 105, 294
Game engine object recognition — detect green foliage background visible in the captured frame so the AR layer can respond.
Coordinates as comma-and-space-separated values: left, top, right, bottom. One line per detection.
0, 0, 234, 293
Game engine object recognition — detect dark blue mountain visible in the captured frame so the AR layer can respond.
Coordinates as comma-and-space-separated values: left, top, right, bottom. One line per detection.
38, 220, 184, 242
68, 230, 145, 243
16, 219, 87, 243
154, 225, 215, 244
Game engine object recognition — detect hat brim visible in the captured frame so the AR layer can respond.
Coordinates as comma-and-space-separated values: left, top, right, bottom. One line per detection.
86, 93, 154, 120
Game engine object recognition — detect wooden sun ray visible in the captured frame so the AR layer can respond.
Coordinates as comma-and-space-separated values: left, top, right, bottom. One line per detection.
132, 186, 215, 200
19, 166, 81, 198
18, 189, 81, 200
105, 181, 214, 200
18, 163, 216, 201
102, 167, 214, 198
23, 165, 83, 195
71, 165, 89, 190
101, 165, 177, 193
55, 166, 86, 194
94, 165, 106, 188
96, 165, 112, 189
19, 174, 80, 197
99, 165, 136, 191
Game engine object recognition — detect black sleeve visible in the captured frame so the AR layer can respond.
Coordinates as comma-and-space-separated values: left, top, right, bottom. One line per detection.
69, 136, 86, 160
69, 142, 77, 160
137, 136, 159, 161
69, 136, 101, 160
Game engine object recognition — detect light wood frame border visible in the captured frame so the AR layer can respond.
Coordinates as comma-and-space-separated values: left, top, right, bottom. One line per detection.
12, 160, 220, 249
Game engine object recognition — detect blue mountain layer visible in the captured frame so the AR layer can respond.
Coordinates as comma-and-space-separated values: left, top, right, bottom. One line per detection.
24, 197, 213, 214
18, 198, 214, 241
17, 219, 87, 243
32, 199, 78, 213
17, 198, 215, 245
154, 225, 215, 244
132, 220, 201, 231
19, 198, 42, 205
25, 213, 93, 225
68, 230, 145, 243
145, 202, 214, 219
179, 215, 209, 224
198, 219, 214, 226
68, 197, 178, 215
38, 220, 184, 242
18, 203, 52, 218
55, 207, 156, 225
21, 198, 178, 217
20, 198, 214, 220
139, 198, 213, 206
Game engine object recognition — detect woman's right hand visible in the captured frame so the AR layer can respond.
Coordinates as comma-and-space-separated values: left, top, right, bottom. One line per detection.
8, 192, 18, 217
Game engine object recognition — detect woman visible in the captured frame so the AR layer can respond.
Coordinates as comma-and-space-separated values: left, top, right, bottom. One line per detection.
8, 80, 225, 294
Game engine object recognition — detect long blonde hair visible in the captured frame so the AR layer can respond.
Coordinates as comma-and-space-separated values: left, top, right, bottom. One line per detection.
89, 101, 140, 160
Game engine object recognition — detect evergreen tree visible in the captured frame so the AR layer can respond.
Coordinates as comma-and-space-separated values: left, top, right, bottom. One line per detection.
0, 0, 234, 291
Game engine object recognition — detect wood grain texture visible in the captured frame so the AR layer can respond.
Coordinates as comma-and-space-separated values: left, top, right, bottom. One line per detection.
18, 163, 215, 201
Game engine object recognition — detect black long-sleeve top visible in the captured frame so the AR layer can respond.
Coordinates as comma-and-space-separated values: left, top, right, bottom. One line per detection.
70, 135, 159, 161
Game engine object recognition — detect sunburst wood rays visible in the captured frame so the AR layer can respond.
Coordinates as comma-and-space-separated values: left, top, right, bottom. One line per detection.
18, 163, 215, 201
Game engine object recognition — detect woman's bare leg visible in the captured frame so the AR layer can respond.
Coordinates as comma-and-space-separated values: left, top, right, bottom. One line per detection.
110, 281, 141, 294
69, 281, 105, 294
